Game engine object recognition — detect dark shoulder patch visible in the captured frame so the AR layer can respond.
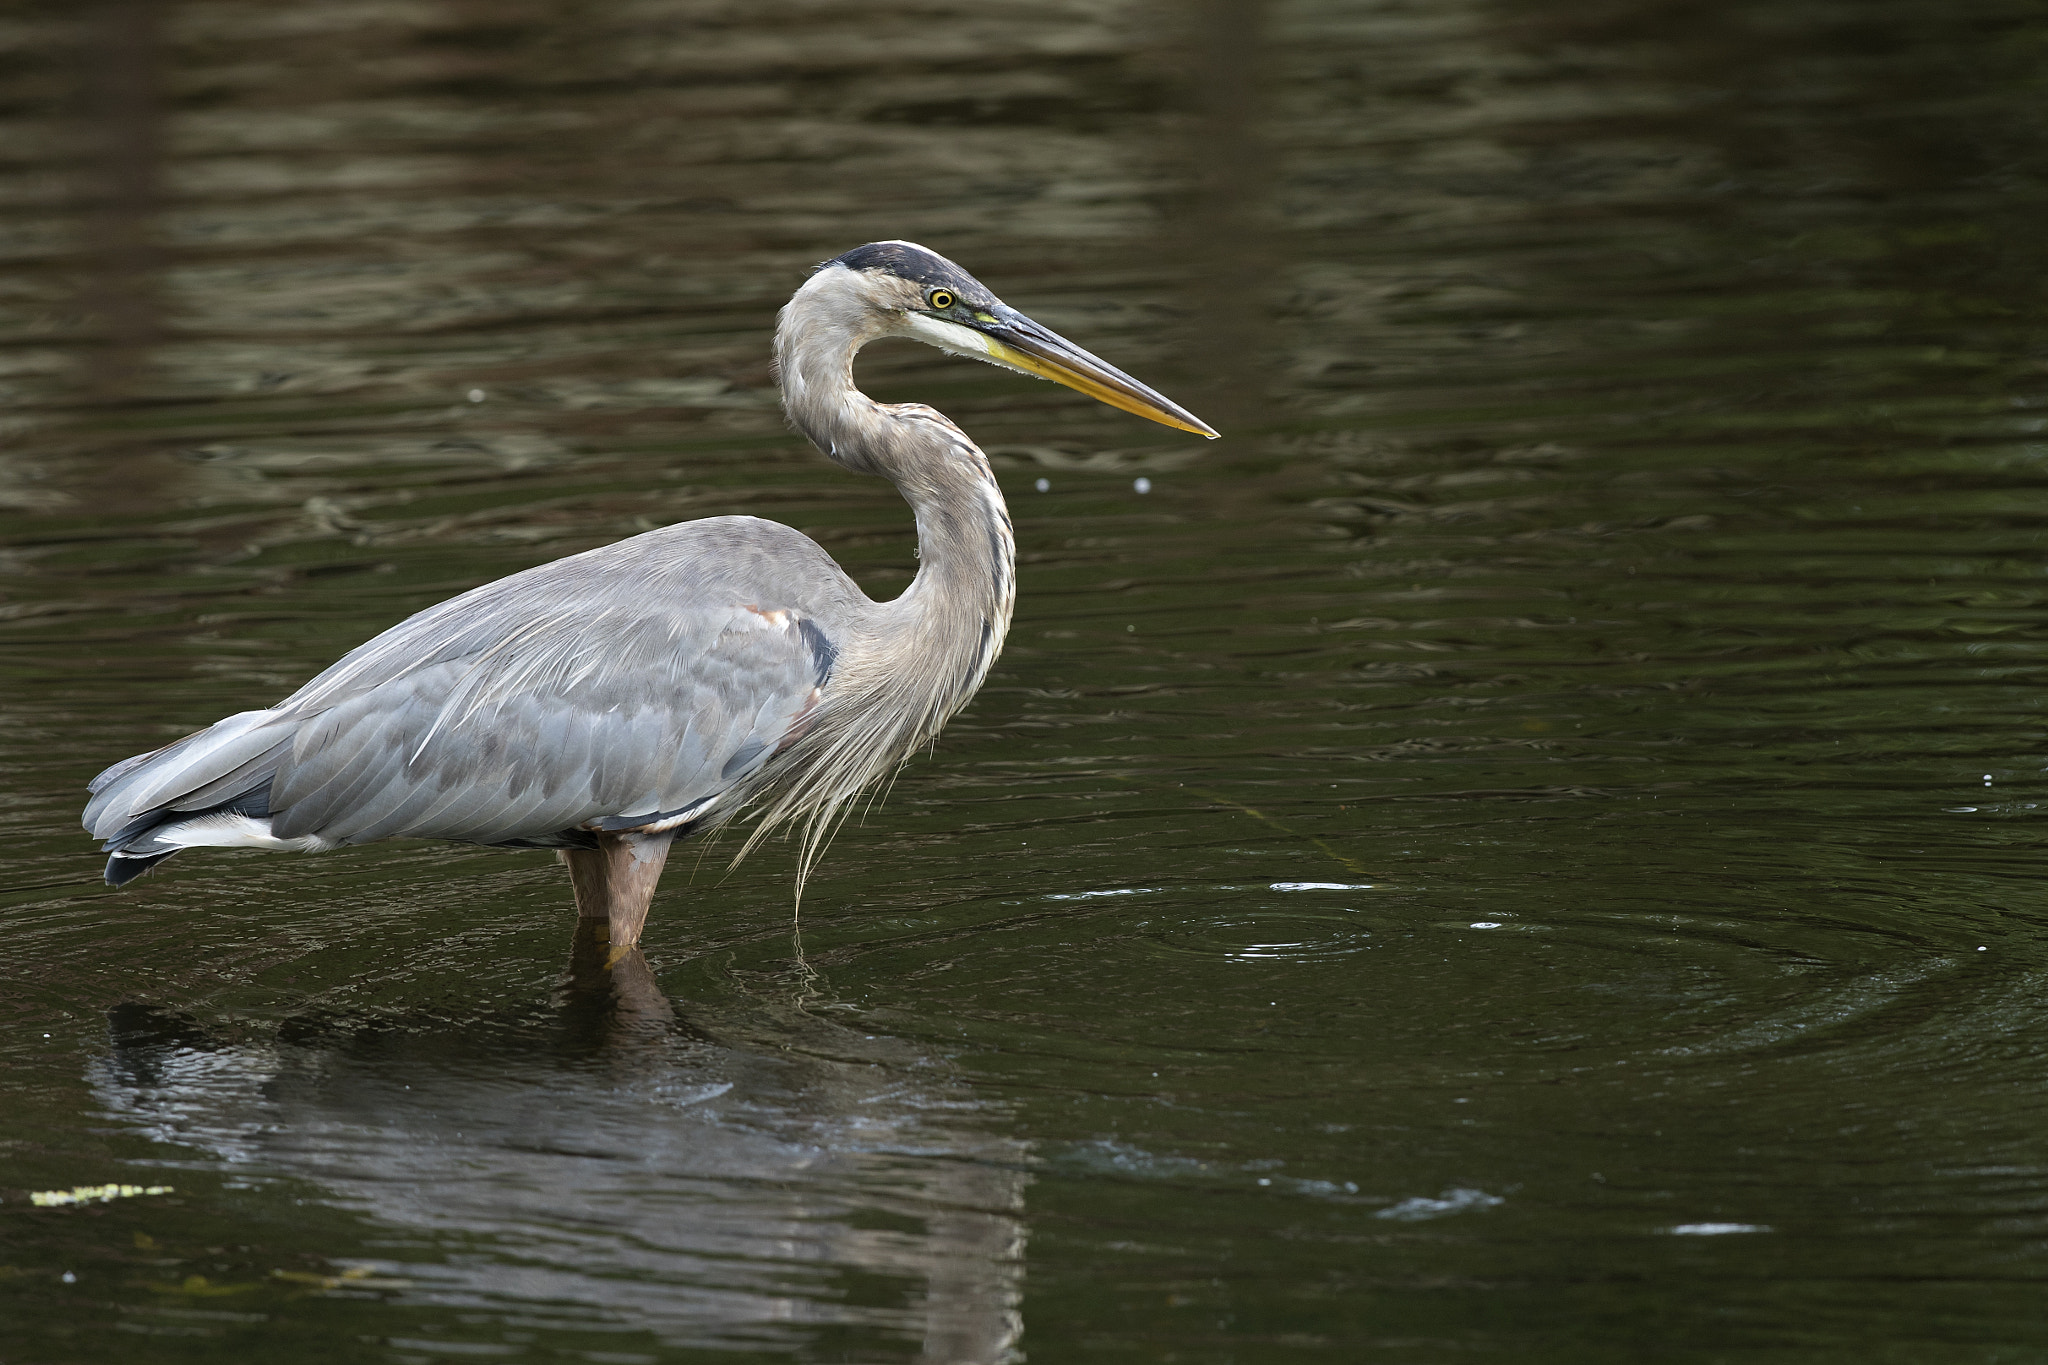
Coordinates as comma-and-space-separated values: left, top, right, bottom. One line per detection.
796, 616, 839, 685
823, 241, 993, 304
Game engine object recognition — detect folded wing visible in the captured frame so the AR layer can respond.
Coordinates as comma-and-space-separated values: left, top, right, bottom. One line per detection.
86, 520, 849, 872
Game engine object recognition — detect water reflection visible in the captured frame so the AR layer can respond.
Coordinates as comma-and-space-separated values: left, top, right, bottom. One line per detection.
90, 926, 1027, 1363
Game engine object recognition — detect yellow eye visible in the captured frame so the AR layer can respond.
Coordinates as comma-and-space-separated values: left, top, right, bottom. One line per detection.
926, 288, 955, 310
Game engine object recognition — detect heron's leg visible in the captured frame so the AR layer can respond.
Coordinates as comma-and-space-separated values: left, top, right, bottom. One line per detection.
559, 848, 613, 922
557, 833, 672, 947
600, 833, 671, 948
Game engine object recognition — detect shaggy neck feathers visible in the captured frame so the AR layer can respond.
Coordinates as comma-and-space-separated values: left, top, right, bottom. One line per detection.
755, 267, 1018, 883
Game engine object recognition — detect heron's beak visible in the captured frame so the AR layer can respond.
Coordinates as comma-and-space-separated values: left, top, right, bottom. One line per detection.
972, 305, 1220, 439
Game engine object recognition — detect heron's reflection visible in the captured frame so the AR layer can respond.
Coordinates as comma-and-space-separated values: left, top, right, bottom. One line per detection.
92, 927, 1027, 1364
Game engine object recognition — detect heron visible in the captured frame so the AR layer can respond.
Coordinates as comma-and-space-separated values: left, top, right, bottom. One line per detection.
83, 241, 1217, 948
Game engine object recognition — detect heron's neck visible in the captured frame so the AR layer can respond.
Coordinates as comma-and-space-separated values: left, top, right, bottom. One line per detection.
889, 424, 1016, 708
775, 322, 1016, 715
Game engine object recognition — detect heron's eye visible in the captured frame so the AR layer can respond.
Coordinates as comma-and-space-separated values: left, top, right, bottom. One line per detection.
926, 288, 955, 310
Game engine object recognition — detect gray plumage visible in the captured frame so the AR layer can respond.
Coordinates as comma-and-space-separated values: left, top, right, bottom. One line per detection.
85, 240, 1215, 935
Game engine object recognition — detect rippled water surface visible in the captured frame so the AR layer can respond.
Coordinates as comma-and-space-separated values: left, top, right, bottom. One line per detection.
7, 0, 2048, 1359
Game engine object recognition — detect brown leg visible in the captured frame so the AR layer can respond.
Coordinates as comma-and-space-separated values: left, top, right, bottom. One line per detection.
556, 832, 672, 948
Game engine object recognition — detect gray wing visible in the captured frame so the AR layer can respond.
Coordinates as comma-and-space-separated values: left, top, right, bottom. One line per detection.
87, 518, 855, 849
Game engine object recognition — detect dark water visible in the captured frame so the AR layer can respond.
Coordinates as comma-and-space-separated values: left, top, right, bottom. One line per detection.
6, 0, 2048, 1359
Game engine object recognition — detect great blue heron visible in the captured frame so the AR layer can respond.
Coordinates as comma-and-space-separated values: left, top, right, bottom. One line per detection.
84, 241, 1217, 947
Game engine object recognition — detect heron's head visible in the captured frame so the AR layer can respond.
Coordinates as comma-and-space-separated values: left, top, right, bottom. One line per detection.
794, 240, 1218, 439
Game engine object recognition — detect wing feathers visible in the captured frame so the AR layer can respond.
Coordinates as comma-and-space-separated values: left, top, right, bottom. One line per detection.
270, 728, 409, 841
287, 605, 819, 846
168, 742, 291, 812
87, 519, 867, 856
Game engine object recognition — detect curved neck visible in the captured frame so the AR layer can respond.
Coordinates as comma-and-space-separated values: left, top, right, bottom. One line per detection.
774, 280, 1017, 714
745, 265, 1025, 882
889, 431, 1015, 702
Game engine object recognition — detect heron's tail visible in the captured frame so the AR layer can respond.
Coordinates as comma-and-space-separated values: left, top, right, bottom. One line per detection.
85, 710, 301, 886
104, 849, 178, 886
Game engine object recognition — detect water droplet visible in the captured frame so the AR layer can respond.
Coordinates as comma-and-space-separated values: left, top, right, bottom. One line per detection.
466, 388, 485, 403
1034, 477, 1050, 492
1134, 476, 1152, 493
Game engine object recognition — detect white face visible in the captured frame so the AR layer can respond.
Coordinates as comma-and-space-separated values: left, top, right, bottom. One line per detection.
793, 264, 1041, 382
902, 310, 1039, 382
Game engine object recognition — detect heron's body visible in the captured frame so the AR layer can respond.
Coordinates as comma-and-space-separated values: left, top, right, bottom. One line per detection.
85, 242, 1213, 946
